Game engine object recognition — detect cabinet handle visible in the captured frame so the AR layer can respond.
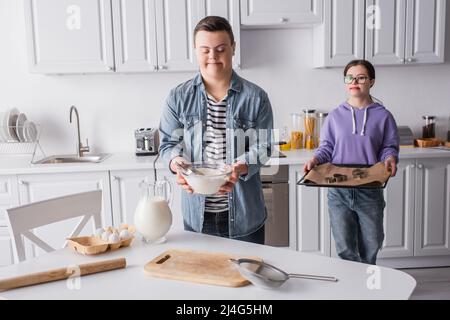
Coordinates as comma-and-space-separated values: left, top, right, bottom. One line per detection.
400, 58, 405, 63
407, 58, 414, 63
410, 164, 415, 169
18, 180, 27, 185
418, 164, 424, 169
153, 65, 158, 70
161, 65, 168, 70
280, 17, 289, 23
108, 66, 115, 71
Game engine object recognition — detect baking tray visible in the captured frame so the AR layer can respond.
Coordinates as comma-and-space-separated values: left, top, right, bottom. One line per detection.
297, 164, 390, 189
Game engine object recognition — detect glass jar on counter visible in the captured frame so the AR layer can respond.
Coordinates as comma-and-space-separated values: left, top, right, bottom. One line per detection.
317, 112, 328, 146
279, 126, 291, 151
422, 116, 436, 139
303, 109, 316, 149
290, 113, 303, 149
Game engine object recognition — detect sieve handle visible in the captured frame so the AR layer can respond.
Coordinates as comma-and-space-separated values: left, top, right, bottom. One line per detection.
288, 273, 338, 282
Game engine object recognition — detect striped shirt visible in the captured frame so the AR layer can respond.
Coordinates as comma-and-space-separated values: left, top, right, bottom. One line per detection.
204, 93, 229, 214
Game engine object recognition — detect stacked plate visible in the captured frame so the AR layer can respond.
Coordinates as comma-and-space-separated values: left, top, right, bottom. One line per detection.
0, 108, 38, 143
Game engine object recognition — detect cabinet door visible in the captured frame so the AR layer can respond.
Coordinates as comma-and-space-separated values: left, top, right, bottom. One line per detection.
365, 0, 407, 65
0, 176, 19, 227
200, 0, 241, 69
0, 227, 14, 266
292, 165, 330, 256
414, 158, 450, 256
110, 170, 155, 226
155, 0, 203, 71
241, 0, 323, 26
156, 170, 183, 231
378, 159, 415, 258
405, 0, 446, 64
24, 0, 115, 74
313, 0, 365, 68
17, 172, 112, 258
112, 0, 159, 72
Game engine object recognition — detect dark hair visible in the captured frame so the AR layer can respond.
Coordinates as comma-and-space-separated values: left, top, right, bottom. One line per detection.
194, 16, 235, 45
344, 59, 376, 80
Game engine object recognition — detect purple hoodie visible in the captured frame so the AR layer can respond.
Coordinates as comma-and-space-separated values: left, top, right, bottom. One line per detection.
314, 102, 399, 165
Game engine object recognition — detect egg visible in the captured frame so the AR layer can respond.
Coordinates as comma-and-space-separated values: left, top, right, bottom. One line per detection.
106, 226, 114, 233
101, 231, 112, 241
108, 233, 120, 243
94, 228, 104, 237
119, 229, 130, 240
119, 223, 129, 231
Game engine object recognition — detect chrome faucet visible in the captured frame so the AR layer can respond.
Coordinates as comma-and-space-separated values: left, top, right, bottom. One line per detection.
69, 106, 90, 157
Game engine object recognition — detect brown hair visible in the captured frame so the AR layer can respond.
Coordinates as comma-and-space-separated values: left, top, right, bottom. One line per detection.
194, 16, 235, 45
344, 59, 376, 80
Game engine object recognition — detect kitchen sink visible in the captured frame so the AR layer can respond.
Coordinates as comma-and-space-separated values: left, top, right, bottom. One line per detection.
35, 153, 112, 164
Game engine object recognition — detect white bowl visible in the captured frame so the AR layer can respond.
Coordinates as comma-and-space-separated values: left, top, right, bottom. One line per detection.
182, 163, 232, 195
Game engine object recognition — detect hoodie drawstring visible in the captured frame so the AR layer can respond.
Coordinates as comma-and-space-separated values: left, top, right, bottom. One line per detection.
361, 108, 368, 136
351, 108, 357, 135
350, 107, 368, 136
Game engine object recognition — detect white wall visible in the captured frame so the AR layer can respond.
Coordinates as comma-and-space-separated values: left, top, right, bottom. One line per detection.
1, 0, 449, 156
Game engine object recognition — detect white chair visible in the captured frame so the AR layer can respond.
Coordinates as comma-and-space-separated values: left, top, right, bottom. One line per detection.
5, 190, 103, 262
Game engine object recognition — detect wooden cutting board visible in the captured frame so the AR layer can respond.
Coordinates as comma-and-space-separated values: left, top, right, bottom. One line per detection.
144, 249, 260, 287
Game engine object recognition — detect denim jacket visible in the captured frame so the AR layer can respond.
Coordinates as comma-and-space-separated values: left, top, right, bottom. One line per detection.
159, 71, 273, 238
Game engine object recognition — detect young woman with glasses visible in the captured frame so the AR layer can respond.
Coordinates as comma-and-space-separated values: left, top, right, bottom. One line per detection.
304, 59, 400, 265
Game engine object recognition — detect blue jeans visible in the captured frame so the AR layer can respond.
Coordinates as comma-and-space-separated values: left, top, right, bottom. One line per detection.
328, 188, 385, 265
184, 212, 265, 245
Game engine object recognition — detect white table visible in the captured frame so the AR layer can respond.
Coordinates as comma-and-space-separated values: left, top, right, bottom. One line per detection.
0, 230, 416, 300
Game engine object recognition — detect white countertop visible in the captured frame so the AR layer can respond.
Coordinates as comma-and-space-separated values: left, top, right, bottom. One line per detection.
0, 229, 416, 300
268, 147, 450, 166
0, 147, 448, 175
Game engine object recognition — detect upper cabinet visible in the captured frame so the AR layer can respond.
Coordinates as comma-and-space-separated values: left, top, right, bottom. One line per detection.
241, 0, 323, 27
313, 0, 365, 68
24, 0, 115, 73
314, 0, 447, 67
24, 0, 240, 74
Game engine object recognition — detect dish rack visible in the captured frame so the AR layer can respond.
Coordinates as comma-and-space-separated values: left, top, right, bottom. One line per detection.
0, 125, 46, 164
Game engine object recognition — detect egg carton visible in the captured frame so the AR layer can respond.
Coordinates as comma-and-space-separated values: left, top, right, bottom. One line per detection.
67, 224, 136, 255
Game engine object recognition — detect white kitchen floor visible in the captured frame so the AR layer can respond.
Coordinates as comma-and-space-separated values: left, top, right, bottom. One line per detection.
402, 267, 450, 300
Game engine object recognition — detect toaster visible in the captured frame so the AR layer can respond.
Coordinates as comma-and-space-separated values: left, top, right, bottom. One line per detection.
135, 128, 159, 156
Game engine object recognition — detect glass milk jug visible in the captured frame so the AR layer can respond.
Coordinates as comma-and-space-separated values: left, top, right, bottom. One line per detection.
134, 179, 173, 244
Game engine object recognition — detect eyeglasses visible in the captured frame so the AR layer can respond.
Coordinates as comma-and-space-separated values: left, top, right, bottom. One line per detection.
344, 75, 371, 84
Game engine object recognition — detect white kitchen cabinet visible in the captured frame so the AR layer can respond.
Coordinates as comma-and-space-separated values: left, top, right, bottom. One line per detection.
109, 169, 155, 226
366, 0, 446, 65
0, 175, 20, 227
365, 0, 407, 65
315, 0, 446, 67
313, 0, 366, 68
0, 227, 14, 267
378, 159, 415, 258
414, 158, 450, 256
291, 165, 330, 256
241, 0, 323, 27
24, 0, 115, 74
405, 0, 447, 64
155, 0, 204, 72
16, 172, 113, 258
111, 0, 159, 72
25, 0, 241, 73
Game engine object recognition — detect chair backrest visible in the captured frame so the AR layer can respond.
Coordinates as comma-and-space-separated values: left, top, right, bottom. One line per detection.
5, 190, 103, 262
